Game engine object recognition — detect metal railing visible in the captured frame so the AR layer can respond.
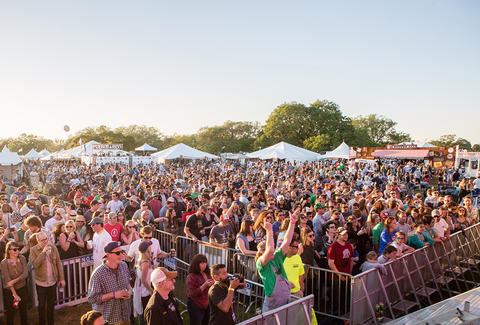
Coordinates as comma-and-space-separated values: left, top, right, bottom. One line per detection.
349, 222, 480, 324
237, 294, 315, 325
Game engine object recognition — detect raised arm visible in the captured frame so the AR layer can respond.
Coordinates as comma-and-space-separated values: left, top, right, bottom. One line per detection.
280, 208, 300, 255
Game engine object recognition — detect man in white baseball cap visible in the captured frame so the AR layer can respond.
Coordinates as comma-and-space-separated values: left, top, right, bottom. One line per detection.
144, 267, 182, 325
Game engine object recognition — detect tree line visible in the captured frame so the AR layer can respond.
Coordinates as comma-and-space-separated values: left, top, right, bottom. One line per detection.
1, 100, 478, 154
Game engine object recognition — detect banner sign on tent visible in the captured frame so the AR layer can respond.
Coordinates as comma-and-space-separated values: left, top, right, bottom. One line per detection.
92, 144, 123, 151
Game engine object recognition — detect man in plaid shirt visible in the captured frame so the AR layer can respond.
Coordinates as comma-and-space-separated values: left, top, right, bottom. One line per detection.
88, 241, 131, 325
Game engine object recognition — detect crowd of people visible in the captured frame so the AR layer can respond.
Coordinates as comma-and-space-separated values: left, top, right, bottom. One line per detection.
0, 158, 479, 325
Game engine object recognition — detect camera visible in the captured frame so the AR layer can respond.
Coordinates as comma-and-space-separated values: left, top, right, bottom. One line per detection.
229, 273, 244, 283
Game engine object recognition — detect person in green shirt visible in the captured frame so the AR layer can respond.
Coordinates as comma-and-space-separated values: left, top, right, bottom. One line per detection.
255, 207, 299, 313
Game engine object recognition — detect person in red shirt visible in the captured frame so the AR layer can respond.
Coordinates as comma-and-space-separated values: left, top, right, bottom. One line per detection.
327, 226, 353, 316
149, 192, 162, 219
104, 212, 124, 242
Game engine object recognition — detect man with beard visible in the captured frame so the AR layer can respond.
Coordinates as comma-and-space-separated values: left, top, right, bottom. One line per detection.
184, 205, 208, 241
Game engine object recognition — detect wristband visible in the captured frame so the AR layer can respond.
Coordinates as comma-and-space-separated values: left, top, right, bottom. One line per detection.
113, 291, 115, 299
228, 287, 235, 292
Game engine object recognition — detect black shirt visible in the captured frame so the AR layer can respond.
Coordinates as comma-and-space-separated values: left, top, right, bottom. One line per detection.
144, 291, 182, 325
208, 282, 235, 325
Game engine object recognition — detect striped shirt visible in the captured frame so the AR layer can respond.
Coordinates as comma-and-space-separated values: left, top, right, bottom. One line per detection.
88, 261, 131, 324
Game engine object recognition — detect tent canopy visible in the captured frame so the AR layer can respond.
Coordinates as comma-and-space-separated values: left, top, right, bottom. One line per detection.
323, 142, 355, 159
0, 149, 22, 166
135, 143, 157, 151
247, 142, 320, 161
38, 149, 51, 158
151, 143, 219, 161
24, 149, 41, 159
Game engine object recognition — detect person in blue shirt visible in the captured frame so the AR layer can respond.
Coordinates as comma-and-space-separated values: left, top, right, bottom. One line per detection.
379, 217, 397, 255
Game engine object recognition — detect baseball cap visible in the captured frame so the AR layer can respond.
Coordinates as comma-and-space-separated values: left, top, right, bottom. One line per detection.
380, 211, 390, 219
277, 195, 285, 201
75, 215, 86, 222
431, 209, 440, 217
104, 241, 121, 254
89, 217, 104, 226
151, 267, 178, 285
26, 194, 36, 201
90, 200, 100, 206
167, 197, 175, 203
336, 227, 347, 235
315, 203, 326, 210
20, 206, 33, 216
139, 241, 153, 253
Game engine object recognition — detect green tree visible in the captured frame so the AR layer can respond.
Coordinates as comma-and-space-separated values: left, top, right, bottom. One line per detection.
430, 134, 472, 150
303, 134, 331, 152
0, 134, 62, 153
352, 114, 410, 145
472, 144, 480, 152
196, 121, 260, 153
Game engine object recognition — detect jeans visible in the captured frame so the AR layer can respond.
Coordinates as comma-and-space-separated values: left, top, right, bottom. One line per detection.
3, 286, 28, 325
187, 298, 209, 325
37, 283, 57, 325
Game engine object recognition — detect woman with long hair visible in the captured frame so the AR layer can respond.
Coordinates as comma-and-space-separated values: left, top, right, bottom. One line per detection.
236, 220, 257, 255
378, 217, 397, 255
133, 241, 154, 324
186, 254, 214, 325
121, 220, 140, 247
299, 227, 321, 266
58, 219, 84, 259
1, 241, 28, 325
253, 210, 274, 244
453, 206, 471, 232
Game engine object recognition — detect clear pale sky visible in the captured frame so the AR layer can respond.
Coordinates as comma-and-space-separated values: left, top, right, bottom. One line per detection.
1, 1, 479, 143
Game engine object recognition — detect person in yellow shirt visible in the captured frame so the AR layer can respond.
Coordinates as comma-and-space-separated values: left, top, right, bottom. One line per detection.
283, 237, 318, 325
283, 238, 305, 297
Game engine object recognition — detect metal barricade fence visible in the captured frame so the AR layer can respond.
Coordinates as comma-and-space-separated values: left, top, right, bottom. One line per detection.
304, 265, 352, 322
237, 294, 315, 325
349, 222, 480, 324
153, 229, 177, 253
232, 253, 259, 282
176, 235, 199, 263
55, 254, 94, 308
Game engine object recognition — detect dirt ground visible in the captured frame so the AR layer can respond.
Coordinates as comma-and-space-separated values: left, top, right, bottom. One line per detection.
1, 302, 92, 325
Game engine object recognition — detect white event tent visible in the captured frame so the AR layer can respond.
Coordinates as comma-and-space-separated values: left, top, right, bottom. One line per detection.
322, 142, 355, 159
24, 148, 41, 160
135, 143, 157, 151
38, 149, 51, 158
247, 142, 320, 162
151, 143, 219, 162
0, 146, 23, 179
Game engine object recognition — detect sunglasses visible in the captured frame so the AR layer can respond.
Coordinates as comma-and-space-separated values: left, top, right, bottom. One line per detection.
143, 236, 152, 240
66, 226, 74, 229
9, 248, 19, 252
128, 226, 135, 229
308, 234, 315, 238
110, 251, 124, 256
290, 245, 298, 249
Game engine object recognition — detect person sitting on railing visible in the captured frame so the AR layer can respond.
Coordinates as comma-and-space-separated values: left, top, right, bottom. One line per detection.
235, 220, 257, 255
377, 245, 398, 264
407, 221, 434, 249
255, 208, 299, 313
186, 254, 214, 325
